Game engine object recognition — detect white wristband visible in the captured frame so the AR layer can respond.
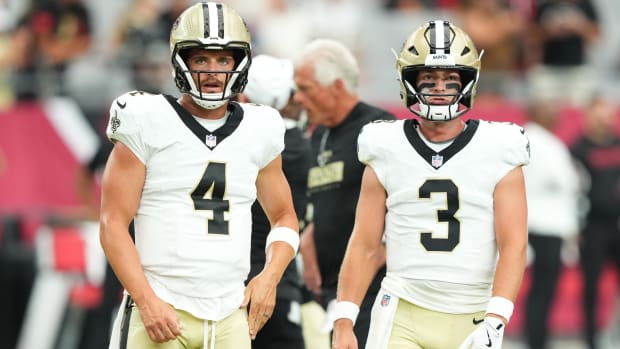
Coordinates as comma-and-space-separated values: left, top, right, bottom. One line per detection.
265, 226, 299, 255
333, 301, 360, 325
486, 296, 514, 322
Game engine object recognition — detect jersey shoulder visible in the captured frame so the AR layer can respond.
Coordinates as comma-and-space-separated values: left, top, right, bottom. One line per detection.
238, 102, 285, 135
477, 120, 530, 166
358, 119, 404, 164
112, 90, 162, 115
106, 91, 165, 139
236, 102, 285, 164
360, 118, 403, 139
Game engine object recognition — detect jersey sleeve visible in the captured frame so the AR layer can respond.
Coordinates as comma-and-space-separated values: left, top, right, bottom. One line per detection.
358, 121, 394, 186
357, 122, 376, 166
503, 123, 531, 167
105, 92, 149, 164
257, 106, 285, 169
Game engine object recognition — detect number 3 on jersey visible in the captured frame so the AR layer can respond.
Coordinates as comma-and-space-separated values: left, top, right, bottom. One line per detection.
191, 162, 229, 235
419, 179, 460, 252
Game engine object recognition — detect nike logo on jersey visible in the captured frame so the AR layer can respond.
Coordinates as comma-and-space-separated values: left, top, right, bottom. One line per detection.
116, 100, 127, 109
485, 330, 492, 347
473, 317, 484, 325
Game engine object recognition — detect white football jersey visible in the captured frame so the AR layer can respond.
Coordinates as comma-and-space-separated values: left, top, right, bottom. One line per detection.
106, 91, 284, 320
358, 119, 530, 313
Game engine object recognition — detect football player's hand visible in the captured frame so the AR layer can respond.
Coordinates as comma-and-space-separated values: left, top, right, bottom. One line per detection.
137, 296, 182, 343
458, 317, 505, 349
242, 272, 278, 340
332, 319, 358, 349
300, 224, 322, 296
302, 256, 322, 296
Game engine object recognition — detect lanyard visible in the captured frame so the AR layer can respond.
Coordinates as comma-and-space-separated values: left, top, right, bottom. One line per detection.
317, 129, 330, 166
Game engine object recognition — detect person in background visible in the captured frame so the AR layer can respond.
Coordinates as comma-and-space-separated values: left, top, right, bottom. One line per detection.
526, 0, 600, 107
100, 2, 299, 348
455, 0, 526, 100
332, 20, 530, 349
9, 0, 91, 100
522, 100, 580, 349
293, 38, 395, 349
73, 140, 125, 349
75, 141, 113, 220
238, 54, 311, 349
106, 0, 191, 95
570, 97, 620, 349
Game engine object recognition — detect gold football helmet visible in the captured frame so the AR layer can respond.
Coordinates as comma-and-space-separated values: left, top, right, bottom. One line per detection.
396, 20, 482, 121
170, 1, 251, 109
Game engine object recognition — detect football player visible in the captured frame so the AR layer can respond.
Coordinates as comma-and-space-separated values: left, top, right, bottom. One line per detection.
100, 2, 299, 349
331, 21, 530, 349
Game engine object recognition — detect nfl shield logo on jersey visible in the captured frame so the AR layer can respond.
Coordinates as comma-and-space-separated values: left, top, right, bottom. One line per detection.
381, 294, 391, 307
431, 154, 443, 168
206, 135, 217, 148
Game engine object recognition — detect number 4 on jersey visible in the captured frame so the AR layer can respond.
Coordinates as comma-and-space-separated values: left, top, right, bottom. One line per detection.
191, 162, 230, 235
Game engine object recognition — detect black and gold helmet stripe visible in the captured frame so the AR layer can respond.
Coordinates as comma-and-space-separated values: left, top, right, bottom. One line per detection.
427, 20, 451, 55
201, 2, 225, 39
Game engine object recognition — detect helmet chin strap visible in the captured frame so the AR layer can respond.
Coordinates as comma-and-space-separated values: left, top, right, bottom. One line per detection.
191, 95, 227, 110
417, 103, 460, 121
190, 78, 236, 109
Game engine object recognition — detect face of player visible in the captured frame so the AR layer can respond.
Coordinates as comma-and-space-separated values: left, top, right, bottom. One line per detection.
185, 48, 235, 95
293, 63, 339, 127
415, 69, 462, 105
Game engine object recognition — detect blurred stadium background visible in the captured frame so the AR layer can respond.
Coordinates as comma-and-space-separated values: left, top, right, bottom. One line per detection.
0, 0, 619, 348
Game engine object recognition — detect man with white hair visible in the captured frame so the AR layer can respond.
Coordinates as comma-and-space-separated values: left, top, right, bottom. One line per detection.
293, 38, 395, 348
238, 54, 312, 349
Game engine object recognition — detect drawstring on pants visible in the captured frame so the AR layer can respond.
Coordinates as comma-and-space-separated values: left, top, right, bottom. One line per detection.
203, 320, 216, 349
